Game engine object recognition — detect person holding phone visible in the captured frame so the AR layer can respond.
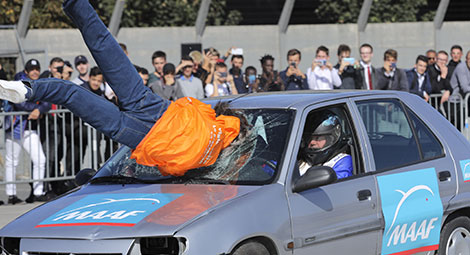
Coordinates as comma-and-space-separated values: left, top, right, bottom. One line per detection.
306, 46, 341, 90
333, 44, 362, 89
376, 49, 409, 91
205, 62, 238, 97
280, 49, 308, 90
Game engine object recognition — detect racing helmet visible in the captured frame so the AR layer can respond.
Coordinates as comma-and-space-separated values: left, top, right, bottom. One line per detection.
301, 111, 344, 166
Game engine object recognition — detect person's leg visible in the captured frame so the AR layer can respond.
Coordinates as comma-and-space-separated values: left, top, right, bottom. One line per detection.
23, 131, 46, 196
29, 78, 151, 148
5, 137, 21, 197
62, 0, 169, 119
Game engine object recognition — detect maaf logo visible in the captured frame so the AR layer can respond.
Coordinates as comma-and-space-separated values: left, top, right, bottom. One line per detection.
459, 159, 470, 182
377, 168, 443, 255
36, 193, 182, 228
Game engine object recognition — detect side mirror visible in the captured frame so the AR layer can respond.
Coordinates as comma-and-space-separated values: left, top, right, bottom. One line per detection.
292, 166, 337, 193
75, 168, 97, 186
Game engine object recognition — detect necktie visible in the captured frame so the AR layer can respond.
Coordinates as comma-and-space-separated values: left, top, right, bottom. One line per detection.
367, 66, 373, 90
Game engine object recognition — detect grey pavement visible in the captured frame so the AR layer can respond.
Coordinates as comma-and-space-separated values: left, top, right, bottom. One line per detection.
0, 183, 43, 228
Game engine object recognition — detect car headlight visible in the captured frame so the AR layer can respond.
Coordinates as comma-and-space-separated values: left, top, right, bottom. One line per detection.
1, 237, 20, 255
138, 237, 186, 255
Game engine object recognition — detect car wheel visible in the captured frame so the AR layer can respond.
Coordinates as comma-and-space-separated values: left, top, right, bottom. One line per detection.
232, 241, 270, 255
438, 216, 470, 255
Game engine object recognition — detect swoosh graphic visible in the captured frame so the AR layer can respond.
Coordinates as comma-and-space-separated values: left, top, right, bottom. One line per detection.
464, 162, 470, 173
57, 198, 161, 216
386, 185, 434, 235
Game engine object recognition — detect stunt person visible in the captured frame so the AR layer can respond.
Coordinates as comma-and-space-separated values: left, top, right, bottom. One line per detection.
0, 0, 247, 177
298, 110, 353, 179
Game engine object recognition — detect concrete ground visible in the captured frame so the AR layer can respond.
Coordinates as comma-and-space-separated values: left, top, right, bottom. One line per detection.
0, 183, 44, 229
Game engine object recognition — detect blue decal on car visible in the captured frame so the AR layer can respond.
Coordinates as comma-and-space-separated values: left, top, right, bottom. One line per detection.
36, 193, 183, 227
377, 168, 443, 255
459, 159, 470, 182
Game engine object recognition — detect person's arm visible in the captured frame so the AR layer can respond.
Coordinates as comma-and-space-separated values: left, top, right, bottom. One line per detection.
332, 155, 353, 179
227, 75, 238, 95
175, 80, 185, 99
375, 68, 389, 90
275, 72, 285, 91
306, 67, 317, 90
331, 68, 342, 88
205, 83, 215, 97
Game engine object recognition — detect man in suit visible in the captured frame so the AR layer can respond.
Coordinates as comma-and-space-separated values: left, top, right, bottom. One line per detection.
406, 55, 432, 101
428, 50, 452, 105
357, 43, 376, 90
376, 49, 409, 92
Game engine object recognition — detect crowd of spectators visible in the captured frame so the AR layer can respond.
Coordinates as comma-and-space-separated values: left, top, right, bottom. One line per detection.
0, 41, 468, 205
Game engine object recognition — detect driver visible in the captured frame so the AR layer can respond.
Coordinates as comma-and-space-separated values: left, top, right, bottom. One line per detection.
298, 110, 353, 179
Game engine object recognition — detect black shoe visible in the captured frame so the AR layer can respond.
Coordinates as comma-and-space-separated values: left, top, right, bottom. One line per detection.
8, 195, 23, 205
26, 195, 48, 203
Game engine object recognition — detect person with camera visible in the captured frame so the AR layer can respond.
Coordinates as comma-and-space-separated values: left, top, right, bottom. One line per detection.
376, 49, 409, 91
205, 62, 238, 97
150, 63, 185, 101
280, 49, 308, 90
306, 46, 341, 90
257, 54, 285, 92
334, 44, 362, 90
39, 57, 65, 79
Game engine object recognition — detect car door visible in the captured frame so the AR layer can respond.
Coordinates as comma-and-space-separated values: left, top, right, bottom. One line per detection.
287, 101, 381, 255
353, 98, 453, 255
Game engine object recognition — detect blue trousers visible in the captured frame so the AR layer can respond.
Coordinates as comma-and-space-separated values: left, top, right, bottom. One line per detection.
29, 0, 170, 149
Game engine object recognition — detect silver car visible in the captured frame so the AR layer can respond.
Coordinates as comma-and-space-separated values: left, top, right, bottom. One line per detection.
1, 90, 470, 255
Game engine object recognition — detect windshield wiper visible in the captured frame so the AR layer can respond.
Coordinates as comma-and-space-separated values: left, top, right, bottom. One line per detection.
90, 175, 149, 184
186, 177, 231, 185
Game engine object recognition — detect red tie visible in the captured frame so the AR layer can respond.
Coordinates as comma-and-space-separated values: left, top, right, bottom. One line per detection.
367, 66, 373, 90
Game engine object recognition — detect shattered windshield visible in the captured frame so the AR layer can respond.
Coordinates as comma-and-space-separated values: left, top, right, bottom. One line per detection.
93, 109, 294, 185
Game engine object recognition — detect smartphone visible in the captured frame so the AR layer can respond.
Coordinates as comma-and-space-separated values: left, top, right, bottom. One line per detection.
315, 59, 326, 66
231, 48, 243, 55
343, 57, 355, 65
391, 62, 397, 69
290, 62, 296, 68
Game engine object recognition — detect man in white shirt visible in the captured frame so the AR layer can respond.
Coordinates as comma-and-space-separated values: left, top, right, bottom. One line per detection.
358, 43, 376, 90
205, 62, 238, 97
306, 46, 341, 90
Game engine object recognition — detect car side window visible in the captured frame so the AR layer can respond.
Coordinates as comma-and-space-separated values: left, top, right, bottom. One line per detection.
356, 100, 420, 171
405, 106, 444, 160
296, 104, 363, 180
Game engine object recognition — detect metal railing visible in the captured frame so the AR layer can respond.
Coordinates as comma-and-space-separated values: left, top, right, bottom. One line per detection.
0, 109, 119, 192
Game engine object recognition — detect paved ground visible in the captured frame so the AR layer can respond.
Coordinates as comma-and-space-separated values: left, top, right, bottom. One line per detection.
0, 183, 44, 228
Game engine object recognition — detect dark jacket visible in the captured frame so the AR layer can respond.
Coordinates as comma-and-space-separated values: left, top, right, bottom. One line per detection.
447, 60, 460, 82
427, 64, 452, 94
406, 69, 432, 99
333, 64, 362, 89
376, 67, 409, 91
279, 68, 308, 90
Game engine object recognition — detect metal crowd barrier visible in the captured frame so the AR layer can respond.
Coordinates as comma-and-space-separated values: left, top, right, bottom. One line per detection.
0, 109, 119, 191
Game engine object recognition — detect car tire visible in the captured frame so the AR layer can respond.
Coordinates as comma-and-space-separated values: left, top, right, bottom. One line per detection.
232, 241, 270, 255
438, 216, 470, 255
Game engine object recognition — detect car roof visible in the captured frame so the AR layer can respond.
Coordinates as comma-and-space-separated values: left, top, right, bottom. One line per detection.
202, 90, 404, 109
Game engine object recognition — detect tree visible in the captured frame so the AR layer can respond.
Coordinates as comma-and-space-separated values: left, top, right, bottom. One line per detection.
0, 0, 242, 29
314, 0, 436, 24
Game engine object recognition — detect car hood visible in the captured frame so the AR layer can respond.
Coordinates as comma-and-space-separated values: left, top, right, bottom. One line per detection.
0, 183, 260, 239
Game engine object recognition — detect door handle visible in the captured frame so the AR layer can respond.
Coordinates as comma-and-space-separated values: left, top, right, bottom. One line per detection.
357, 189, 372, 201
438, 171, 451, 182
